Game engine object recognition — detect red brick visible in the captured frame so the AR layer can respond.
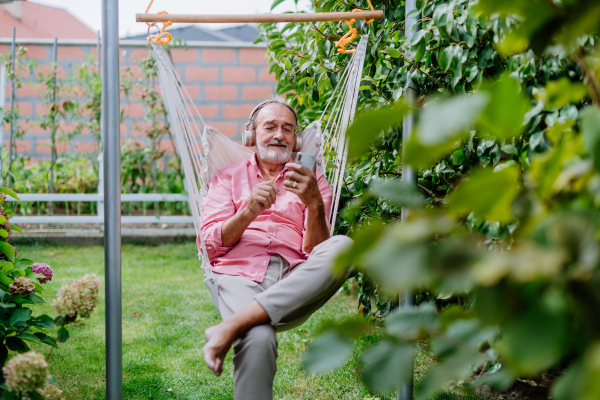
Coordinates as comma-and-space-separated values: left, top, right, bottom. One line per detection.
0, 45, 9, 54
203, 49, 235, 64
205, 85, 238, 100
223, 67, 255, 83
24, 45, 48, 60
57, 47, 84, 61
126, 103, 145, 118
131, 122, 152, 137
184, 84, 200, 100
35, 141, 51, 154
259, 67, 276, 83
223, 104, 255, 119
17, 84, 40, 98
239, 48, 269, 65
120, 123, 127, 137
171, 48, 197, 63
242, 85, 273, 100
17, 102, 32, 116
14, 140, 31, 153
158, 140, 175, 153
24, 122, 45, 134
26, 157, 39, 166
186, 66, 218, 82
36, 103, 49, 116
206, 122, 238, 137
35, 65, 67, 79
196, 105, 219, 118
75, 142, 98, 152
120, 65, 141, 79
58, 122, 86, 134
130, 48, 150, 61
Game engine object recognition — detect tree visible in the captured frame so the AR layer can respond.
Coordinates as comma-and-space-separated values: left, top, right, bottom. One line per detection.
261, 0, 600, 398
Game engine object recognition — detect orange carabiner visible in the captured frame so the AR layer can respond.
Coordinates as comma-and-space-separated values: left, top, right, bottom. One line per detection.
145, 1, 173, 45
334, 0, 375, 55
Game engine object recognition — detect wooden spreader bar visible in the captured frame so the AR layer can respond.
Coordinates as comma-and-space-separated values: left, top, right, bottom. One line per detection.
136, 11, 384, 24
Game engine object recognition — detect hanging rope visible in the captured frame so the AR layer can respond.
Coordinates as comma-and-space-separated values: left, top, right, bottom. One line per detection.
334, 0, 374, 54
145, 0, 173, 45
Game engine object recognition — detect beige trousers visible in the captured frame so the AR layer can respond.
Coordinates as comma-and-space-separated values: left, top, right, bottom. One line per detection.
212, 235, 353, 400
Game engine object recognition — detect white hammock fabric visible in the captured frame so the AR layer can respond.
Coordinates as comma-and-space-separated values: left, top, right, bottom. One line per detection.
151, 36, 368, 277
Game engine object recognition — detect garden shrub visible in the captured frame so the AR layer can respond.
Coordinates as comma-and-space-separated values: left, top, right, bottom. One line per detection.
260, 0, 600, 398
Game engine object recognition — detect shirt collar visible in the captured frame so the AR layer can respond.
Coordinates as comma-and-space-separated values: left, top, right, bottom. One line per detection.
252, 152, 294, 180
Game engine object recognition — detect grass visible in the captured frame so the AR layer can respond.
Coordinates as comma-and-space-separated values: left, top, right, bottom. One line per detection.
17, 242, 484, 399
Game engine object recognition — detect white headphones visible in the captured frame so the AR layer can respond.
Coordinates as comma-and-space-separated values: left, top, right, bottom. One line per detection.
242, 99, 303, 152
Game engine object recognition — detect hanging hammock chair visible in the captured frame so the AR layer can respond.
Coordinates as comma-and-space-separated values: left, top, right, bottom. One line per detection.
150, 34, 368, 305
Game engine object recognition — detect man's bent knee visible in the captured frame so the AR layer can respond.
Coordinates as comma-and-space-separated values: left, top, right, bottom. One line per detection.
236, 324, 277, 356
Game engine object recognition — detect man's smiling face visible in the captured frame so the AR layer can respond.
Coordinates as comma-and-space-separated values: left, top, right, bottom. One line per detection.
254, 103, 297, 165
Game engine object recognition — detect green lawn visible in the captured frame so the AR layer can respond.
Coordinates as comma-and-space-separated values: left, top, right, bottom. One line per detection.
17, 243, 482, 400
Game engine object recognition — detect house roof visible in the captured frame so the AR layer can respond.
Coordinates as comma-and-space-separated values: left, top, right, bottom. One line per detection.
0, 1, 96, 40
123, 24, 260, 43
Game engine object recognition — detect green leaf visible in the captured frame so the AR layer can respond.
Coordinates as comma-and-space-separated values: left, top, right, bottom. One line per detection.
497, 306, 568, 375
0, 271, 12, 286
9, 225, 23, 234
2, 262, 14, 273
303, 330, 352, 373
386, 303, 440, 340
543, 78, 588, 109
384, 47, 403, 58
270, 0, 286, 10
5, 337, 29, 352
30, 391, 44, 400
417, 351, 484, 399
447, 165, 521, 223
32, 315, 55, 330
0, 302, 15, 308
406, 93, 489, 169
27, 293, 44, 304
368, 180, 423, 207
0, 188, 20, 201
10, 308, 31, 326
347, 102, 408, 159
0, 344, 7, 366
362, 339, 414, 392
0, 242, 15, 262
477, 78, 530, 140
57, 327, 70, 343
581, 106, 600, 173
34, 332, 57, 347
0, 229, 8, 239
0, 216, 6, 224
439, 45, 455, 72
15, 333, 43, 345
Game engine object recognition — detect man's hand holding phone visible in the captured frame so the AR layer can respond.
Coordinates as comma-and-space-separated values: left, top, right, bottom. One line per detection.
283, 152, 323, 209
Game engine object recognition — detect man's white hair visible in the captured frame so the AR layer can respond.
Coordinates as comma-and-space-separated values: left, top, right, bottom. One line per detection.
248, 95, 298, 132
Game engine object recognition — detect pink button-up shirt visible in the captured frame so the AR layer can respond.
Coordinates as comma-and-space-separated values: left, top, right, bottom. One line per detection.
200, 153, 333, 283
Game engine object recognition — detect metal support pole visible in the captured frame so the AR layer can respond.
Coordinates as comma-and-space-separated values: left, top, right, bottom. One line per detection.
0, 63, 7, 184
102, 0, 122, 398
399, 1, 419, 399
97, 31, 104, 224
49, 38, 57, 215
7, 27, 15, 188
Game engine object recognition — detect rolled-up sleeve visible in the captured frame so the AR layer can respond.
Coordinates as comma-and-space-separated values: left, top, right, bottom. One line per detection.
200, 170, 236, 259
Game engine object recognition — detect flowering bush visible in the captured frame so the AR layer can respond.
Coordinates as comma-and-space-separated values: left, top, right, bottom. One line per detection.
2, 351, 49, 394
0, 186, 101, 398
30, 264, 53, 284
38, 384, 64, 400
52, 274, 100, 319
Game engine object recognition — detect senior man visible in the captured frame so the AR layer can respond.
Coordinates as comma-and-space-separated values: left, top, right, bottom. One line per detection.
201, 96, 352, 399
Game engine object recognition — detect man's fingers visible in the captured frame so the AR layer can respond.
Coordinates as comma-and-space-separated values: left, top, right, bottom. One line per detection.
254, 194, 273, 209
256, 188, 276, 205
265, 181, 281, 195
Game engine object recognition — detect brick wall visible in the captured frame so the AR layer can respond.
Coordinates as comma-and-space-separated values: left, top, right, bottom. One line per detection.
0, 40, 277, 161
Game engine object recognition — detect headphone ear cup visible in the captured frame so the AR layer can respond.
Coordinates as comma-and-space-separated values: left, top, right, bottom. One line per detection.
242, 126, 255, 147
293, 134, 303, 152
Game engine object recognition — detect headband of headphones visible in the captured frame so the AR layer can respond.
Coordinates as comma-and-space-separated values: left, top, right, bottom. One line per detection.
244, 99, 300, 134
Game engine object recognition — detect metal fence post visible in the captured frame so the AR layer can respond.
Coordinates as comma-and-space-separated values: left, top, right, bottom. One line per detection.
399, 1, 419, 399
7, 27, 15, 188
97, 31, 104, 224
0, 63, 6, 184
102, 0, 122, 398
49, 38, 57, 215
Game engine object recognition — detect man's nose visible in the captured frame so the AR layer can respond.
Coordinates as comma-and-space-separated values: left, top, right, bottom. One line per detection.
273, 127, 286, 141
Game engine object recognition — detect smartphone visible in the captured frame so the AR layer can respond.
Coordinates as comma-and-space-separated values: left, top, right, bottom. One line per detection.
295, 152, 316, 172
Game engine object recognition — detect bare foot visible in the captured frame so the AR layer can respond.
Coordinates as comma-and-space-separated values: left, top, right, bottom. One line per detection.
203, 322, 238, 376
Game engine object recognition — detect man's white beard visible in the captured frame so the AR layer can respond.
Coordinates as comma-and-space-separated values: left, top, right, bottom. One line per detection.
256, 140, 292, 164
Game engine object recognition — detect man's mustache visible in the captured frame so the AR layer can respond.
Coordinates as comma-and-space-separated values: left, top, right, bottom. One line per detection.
266, 140, 288, 149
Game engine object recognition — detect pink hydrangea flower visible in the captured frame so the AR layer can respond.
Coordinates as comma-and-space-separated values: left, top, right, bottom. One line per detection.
52, 274, 101, 319
31, 263, 53, 284
8, 276, 35, 296
2, 352, 49, 394
38, 384, 65, 400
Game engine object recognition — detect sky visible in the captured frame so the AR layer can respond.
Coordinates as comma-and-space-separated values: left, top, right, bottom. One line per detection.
29, 0, 313, 38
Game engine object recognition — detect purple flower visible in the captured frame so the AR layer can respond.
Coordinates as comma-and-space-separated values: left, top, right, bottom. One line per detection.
8, 277, 35, 296
31, 263, 53, 284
